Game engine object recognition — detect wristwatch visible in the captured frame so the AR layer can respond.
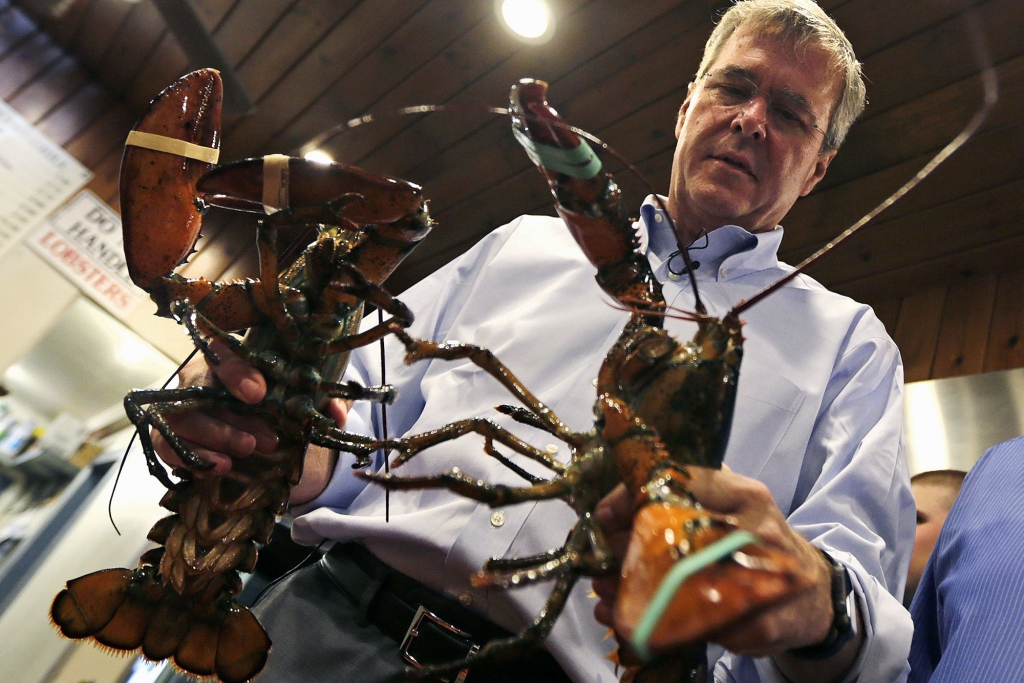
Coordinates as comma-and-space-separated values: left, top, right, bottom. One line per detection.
787, 549, 858, 660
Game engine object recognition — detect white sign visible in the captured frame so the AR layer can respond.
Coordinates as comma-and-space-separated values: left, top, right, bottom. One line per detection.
28, 191, 147, 318
0, 98, 92, 258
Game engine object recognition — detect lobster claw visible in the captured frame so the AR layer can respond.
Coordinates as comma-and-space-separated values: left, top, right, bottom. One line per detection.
510, 79, 652, 311
615, 501, 816, 659
196, 156, 433, 286
196, 157, 425, 225
509, 78, 589, 155
120, 69, 223, 294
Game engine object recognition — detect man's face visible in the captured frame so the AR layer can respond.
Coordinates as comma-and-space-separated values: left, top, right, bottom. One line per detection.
668, 28, 841, 239
907, 481, 958, 600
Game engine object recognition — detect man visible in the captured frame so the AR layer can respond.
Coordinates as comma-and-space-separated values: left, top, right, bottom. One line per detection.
157, 1, 913, 681
909, 438, 1024, 681
905, 470, 966, 607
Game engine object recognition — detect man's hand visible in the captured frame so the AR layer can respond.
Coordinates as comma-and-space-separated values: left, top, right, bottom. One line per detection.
684, 466, 834, 656
592, 483, 635, 627
592, 467, 863, 682
151, 340, 349, 504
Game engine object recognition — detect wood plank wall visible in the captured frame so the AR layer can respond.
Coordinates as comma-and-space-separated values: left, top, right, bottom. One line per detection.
875, 270, 1024, 382
0, 0, 239, 361
0, 0, 254, 281
2, 0, 1022, 384
0, 0, 134, 208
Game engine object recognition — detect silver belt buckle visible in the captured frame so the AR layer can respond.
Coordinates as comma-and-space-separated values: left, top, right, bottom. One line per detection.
401, 605, 479, 683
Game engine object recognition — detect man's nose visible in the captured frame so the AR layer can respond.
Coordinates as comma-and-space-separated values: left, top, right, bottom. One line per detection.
731, 94, 770, 139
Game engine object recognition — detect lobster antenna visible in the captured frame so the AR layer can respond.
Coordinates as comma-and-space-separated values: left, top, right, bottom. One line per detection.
108, 347, 200, 534
734, 11, 997, 316
379, 307, 390, 523
301, 105, 706, 313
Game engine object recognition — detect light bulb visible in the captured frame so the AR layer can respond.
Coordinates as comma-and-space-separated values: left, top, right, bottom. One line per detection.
500, 0, 552, 42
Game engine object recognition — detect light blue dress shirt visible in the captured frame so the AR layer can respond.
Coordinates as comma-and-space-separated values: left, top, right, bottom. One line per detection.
292, 198, 914, 682
909, 436, 1024, 682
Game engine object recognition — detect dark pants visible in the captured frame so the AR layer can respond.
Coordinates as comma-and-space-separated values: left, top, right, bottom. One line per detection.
250, 561, 410, 683
158, 549, 572, 683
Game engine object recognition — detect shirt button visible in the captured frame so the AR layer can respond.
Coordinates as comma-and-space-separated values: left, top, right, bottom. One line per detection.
490, 511, 505, 527
458, 592, 473, 606
654, 213, 663, 223
545, 444, 559, 454
720, 267, 729, 278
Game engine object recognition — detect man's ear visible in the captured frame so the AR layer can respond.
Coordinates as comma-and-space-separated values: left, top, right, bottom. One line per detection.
800, 148, 837, 196
676, 82, 695, 139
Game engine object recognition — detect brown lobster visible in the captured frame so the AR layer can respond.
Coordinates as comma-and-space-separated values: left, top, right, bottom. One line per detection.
49, 69, 433, 683
363, 64, 995, 681
362, 79, 816, 682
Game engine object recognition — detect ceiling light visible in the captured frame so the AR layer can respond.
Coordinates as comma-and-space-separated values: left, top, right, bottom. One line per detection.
303, 150, 334, 164
498, 0, 554, 43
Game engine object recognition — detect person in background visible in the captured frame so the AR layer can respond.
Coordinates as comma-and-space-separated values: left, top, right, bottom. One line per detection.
909, 437, 1024, 681
905, 469, 966, 607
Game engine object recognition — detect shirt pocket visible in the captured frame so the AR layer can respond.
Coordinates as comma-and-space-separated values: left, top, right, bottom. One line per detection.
726, 369, 806, 484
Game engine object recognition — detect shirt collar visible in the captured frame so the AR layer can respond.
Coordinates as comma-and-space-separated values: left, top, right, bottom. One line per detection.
637, 195, 785, 280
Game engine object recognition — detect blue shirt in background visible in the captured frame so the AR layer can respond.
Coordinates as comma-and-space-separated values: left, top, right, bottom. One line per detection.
909, 435, 1024, 682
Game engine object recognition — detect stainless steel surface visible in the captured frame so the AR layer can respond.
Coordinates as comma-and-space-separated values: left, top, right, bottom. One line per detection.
1, 297, 176, 422
904, 368, 1024, 475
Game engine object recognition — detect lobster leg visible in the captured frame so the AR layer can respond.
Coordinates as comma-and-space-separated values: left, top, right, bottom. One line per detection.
391, 328, 586, 447
124, 387, 238, 485
364, 469, 573, 507
322, 266, 415, 354
382, 417, 564, 471
255, 220, 302, 344
308, 427, 393, 469
479, 520, 615, 590
414, 537, 587, 681
322, 379, 397, 403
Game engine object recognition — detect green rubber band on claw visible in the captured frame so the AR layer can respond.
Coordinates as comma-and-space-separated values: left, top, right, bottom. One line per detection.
512, 127, 603, 179
630, 529, 759, 663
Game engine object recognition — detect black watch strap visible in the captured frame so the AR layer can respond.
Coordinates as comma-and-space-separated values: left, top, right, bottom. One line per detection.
787, 548, 856, 660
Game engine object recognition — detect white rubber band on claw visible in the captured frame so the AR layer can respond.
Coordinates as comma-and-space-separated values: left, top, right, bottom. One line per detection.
262, 154, 291, 215
125, 130, 220, 164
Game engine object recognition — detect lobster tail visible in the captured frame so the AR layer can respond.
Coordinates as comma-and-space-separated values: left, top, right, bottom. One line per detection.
216, 607, 273, 683
51, 568, 134, 640
50, 567, 271, 683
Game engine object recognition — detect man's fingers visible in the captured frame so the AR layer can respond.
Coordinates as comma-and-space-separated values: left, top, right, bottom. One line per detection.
164, 411, 258, 458
151, 430, 234, 476
591, 575, 619, 628
593, 598, 615, 628
685, 466, 753, 513
324, 398, 351, 430
595, 483, 635, 534
212, 410, 279, 453
204, 340, 266, 404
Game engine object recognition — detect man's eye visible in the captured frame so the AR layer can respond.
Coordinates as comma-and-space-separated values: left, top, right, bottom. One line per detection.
916, 512, 926, 524
774, 106, 805, 126
714, 83, 749, 99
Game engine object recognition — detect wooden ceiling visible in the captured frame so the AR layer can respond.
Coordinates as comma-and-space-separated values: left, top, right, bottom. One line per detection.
11, 0, 1024, 312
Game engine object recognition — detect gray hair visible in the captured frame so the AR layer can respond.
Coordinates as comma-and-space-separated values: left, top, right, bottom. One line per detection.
697, 0, 867, 151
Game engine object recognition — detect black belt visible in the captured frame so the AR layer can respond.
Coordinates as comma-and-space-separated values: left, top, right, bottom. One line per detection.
319, 542, 572, 683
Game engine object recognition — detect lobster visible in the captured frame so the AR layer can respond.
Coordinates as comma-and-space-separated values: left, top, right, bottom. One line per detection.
363, 60, 996, 680
361, 79, 816, 682
49, 69, 433, 683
